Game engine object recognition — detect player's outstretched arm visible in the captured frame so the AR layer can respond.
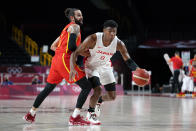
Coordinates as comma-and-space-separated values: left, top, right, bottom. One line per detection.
50, 36, 60, 51
117, 40, 139, 71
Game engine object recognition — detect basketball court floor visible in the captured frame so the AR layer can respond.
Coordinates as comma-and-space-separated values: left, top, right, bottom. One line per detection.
0, 94, 196, 131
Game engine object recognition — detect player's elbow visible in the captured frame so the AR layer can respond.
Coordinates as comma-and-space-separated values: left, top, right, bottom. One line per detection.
50, 45, 56, 51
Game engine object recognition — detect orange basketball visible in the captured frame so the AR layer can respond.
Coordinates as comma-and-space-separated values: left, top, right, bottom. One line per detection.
132, 69, 150, 86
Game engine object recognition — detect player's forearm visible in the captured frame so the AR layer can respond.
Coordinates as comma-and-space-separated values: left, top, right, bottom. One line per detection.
120, 50, 139, 71
70, 52, 77, 68
69, 52, 78, 81
121, 54, 139, 71
125, 59, 139, 71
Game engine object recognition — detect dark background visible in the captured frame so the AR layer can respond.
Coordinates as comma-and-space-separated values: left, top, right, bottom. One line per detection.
1, 0, 196, 89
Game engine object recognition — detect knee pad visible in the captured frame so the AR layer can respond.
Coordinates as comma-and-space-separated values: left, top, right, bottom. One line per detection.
88, 76, 101, 88
104, 82, 116, 91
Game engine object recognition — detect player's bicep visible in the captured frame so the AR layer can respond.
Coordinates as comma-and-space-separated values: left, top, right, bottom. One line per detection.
76, 34, 96, 55
117, 40, 130, 61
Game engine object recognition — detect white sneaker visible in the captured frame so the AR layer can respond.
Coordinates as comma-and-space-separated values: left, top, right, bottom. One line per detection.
170, 93, 176, 97
86, 112, 101, 125
95, 103, 101, 117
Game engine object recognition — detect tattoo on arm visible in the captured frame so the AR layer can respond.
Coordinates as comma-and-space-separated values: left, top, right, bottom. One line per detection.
69, 24, 80, 35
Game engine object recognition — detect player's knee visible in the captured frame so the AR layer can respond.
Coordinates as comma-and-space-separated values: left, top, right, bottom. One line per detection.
94, 86, 102, 96
108, 93, 116, 100
76, 77, 93, 92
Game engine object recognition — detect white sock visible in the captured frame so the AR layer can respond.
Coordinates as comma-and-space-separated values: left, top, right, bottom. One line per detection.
72, 108, 80, 118
30, 108, 36, 116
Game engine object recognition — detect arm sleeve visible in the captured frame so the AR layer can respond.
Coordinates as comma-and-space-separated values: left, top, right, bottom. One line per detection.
68, 33, 77, 51
125, 59, 139, 71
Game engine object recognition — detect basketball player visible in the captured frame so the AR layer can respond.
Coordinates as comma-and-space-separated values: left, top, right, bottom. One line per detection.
23, 8, 101, 125
168, 51, 183, 94
178, 54, 196, 96
70, 20, 141, 118
189, 54, 196, 94
189, 54, 196, 73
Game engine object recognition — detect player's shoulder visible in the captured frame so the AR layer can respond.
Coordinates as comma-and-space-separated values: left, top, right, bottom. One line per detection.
69, 24, 80, 29
67, 24, 80, 34
90, 33, 97, 41
117, 38, 124, 45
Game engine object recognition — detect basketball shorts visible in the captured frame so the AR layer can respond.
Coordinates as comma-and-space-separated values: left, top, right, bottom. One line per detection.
47, 53, 85, 84
85, 67, 116, 85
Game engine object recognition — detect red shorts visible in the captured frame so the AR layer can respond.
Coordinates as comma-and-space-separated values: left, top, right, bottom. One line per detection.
47, 53, 85, 84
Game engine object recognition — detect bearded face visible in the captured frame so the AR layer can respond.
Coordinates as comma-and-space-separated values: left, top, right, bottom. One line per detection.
73, 10, 83, 26
74, 16, 83, 26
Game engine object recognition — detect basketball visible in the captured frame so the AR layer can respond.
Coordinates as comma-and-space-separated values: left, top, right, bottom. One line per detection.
132, 68, 150, 86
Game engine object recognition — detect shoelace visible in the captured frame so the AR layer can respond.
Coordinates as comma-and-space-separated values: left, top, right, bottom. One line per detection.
78, 116, 86, 122
27, 114, 34, 121
97, 104, 101, 111
28, 114, 33, 119
90, 113, 98, 121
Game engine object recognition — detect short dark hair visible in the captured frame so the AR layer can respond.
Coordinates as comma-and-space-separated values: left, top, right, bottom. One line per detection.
64, 8, 79, 21
103, 20, 118, 29
175, 51, 180, 56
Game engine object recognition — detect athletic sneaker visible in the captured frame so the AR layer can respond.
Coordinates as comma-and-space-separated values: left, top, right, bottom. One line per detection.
177, 92, 185, 97
23, 112, 36, 123
192, 92, 196, 97
95, 103, 101, 117
69, 115, 90, 126
86, 112, 101, 125
170, 93, 176, 97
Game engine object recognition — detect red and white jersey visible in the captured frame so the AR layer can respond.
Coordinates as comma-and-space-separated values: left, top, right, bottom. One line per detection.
190, 67, 196, 82
85, 32, 118, 70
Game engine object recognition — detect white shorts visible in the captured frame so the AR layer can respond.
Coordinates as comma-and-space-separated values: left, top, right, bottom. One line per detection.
85, 67, 116, 85
181, 75, 194, 92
